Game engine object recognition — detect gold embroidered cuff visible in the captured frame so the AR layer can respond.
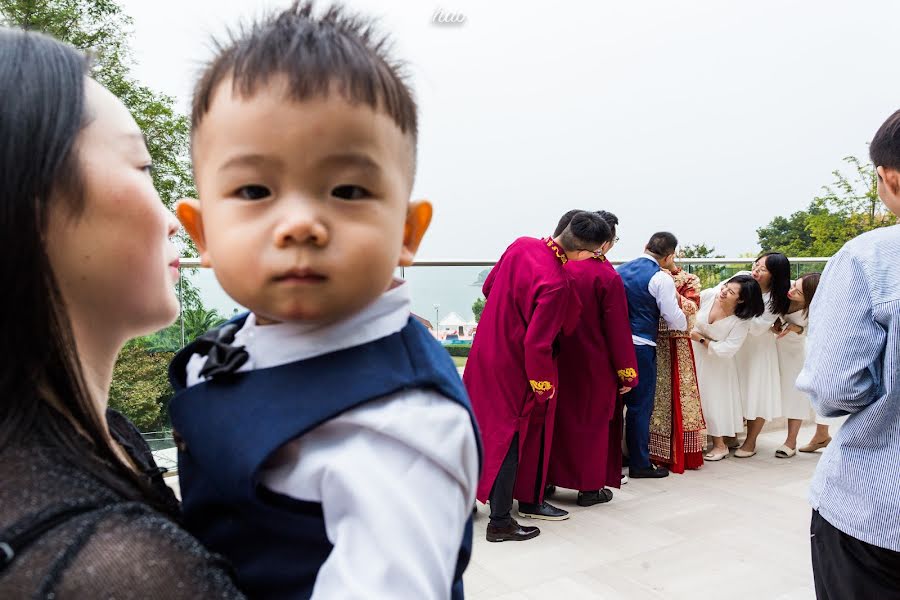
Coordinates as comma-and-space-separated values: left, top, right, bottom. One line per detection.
529, 380, 553, 394
617, 368, 637, 383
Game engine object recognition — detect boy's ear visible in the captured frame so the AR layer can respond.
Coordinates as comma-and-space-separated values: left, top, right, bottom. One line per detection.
399, 200, 432, 266
175, 198, 213, 267
877, 165, 900, 196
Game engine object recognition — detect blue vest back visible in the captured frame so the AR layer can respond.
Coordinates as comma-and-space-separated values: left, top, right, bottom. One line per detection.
168, 317, 482, 600
617, 257, 662, 343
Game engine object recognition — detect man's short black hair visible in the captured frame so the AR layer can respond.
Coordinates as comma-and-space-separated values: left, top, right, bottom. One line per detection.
554, 209, 615, 243
646, 231, 678, 257
597, 210, 618, 238
553, 209, 583, 237
558, 211, 610, 252
870, 109, 900, 171
191, 1, 417, 159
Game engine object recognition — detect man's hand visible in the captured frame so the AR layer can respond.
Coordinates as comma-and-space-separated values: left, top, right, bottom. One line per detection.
619, 386, 632, 395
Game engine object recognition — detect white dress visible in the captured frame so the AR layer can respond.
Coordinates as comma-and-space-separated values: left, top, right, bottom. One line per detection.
732, 281, 782, 421
692, 288, 752, 437
776, 308, 813, 420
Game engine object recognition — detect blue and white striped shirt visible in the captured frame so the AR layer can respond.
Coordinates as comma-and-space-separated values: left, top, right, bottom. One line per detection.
797, 224, 900, 552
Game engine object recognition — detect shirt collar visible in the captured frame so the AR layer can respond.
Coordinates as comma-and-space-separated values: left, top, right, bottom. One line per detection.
542, 237, 568, 265
233, 280, 412, 370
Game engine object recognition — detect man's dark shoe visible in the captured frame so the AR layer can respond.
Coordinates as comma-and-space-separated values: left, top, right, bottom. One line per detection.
486, 519, 540, 542
517, 500, 570, 521
629, 465, 670, 479
544, 484, 557, 499
577, 489, 613, 506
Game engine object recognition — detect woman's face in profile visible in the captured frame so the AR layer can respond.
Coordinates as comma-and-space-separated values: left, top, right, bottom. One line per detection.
751, 257, 771, 289
44, 78, 181, 340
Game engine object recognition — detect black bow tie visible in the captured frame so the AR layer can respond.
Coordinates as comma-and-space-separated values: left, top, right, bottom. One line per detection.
196, 323, 250, 379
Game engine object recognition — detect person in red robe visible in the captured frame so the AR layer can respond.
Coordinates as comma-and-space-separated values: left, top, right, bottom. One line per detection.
546, 211, 639, 506
466, 211, 609, 543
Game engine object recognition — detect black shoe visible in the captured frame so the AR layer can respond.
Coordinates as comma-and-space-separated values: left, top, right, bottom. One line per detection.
544, 484, 557, 499
577, 489, 613, 506
517, 500, 570, 521
486, 519, 540, 542
629, 465, 670, 479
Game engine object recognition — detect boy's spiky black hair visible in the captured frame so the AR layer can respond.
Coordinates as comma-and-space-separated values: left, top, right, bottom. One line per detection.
192, 2, 417, 148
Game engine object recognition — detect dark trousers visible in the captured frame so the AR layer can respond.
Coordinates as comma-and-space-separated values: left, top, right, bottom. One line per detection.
624, 344, 657, 469
488, 433, 519, 527
811, 510, 900, 599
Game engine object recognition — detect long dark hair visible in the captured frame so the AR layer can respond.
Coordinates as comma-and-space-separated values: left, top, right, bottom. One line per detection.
0, 29, 172, 513
799, 272, 821, 318
727, 275, 766, 320
759, 252, 791, 315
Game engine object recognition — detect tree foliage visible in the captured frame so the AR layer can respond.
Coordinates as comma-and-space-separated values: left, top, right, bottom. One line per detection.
140, 306, 228, 352
758, 156, 896, 257
109, 342, 175, 431
471, 297, 485, 323
677, 243, 737, 289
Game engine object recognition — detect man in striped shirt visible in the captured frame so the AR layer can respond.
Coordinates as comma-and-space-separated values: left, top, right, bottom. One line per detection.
797, 110, 900, 599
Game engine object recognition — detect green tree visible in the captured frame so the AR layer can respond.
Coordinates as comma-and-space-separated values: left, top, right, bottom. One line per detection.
109, 342, 175, 430
472, 297, 485, 323
678, 243, 733, 288
141, 306, 228, 352
757, 155, 896, 257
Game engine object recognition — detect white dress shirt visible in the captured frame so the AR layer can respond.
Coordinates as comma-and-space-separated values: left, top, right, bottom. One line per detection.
631, 255, 688, 346
184, 283, 479, 599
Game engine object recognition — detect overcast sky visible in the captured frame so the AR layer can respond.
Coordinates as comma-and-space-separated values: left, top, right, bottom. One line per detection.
121, 0, 898, 260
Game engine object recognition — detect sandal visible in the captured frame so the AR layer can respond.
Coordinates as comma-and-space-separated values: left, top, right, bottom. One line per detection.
799, 438, 831, 453
734, 448, 757, 458
705, 450, 729, 461
775, 444, 796, 459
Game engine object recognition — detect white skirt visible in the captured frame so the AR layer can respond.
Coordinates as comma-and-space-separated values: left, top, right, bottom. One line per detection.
693, 340, 744, 437
735, 330, 782, 421
776, 333, 812, 420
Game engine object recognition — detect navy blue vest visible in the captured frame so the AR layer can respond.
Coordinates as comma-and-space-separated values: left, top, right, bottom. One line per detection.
168, 316, 482, 599
617, 257, 662, 343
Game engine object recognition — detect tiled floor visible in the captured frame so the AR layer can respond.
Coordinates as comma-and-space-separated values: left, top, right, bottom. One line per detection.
466, 425, 827, 600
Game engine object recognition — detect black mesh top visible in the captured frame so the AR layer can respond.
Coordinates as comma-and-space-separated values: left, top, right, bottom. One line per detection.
0, 410, 246, 599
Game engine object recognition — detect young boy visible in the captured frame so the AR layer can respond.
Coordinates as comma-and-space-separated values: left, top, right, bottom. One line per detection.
167, 3, 481, 598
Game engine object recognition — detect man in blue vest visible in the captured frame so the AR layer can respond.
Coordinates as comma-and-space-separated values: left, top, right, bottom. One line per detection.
617, 232, 687, 478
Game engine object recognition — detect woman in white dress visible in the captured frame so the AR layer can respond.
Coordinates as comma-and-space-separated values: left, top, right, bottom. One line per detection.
733, 253, 792, 458
690, 275, 765, 461
774, 273, 821, 457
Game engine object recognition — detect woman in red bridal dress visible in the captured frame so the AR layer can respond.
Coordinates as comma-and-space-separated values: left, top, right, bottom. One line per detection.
649, 267, 706, 472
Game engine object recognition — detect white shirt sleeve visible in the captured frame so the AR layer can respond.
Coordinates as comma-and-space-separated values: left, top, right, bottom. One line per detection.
257, 389, 479, 600
649, 271, 687, 331
707, 319, 751, 358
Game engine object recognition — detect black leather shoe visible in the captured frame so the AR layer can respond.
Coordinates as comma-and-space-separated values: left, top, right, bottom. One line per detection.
577, 489, 613, 506
629, 465, 670, 479
517, 500, 570, 521
544, 484, 557, 499
486, 519, 540, 542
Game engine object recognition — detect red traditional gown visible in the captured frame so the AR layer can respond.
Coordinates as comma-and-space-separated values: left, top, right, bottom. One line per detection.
548, 257, 638, 491
649, 268, 706, 472
465, 237, 572, 503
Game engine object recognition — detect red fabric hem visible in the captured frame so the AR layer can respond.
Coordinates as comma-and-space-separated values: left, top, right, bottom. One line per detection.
669, 343, 686, 474
684, 451, 704, 470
